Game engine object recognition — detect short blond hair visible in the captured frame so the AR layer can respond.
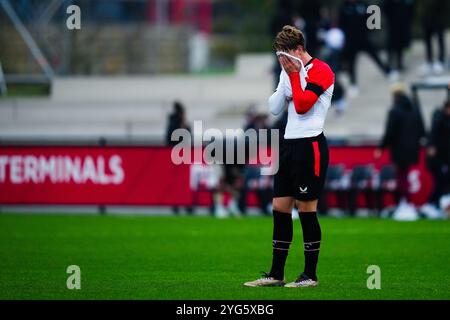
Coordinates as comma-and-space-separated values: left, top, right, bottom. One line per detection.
273, 25, 306, 52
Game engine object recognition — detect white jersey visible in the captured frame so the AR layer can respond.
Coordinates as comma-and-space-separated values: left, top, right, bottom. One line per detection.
268, 58, 335, 139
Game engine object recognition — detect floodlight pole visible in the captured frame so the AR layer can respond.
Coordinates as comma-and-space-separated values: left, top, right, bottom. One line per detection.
0, 0, 55, 81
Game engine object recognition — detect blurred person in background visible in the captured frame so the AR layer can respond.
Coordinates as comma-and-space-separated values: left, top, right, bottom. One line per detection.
236, 107, 259, 215
339, 0, 391, 97
239, 113, 274, 216
166, 101, 192, 215
189, 162, 222, 216
214, 109, 261, 217
320, 23, 345, 76
243, 105, 258, 131
383, 0, 415, 78
296, 1, 323, 57
239, 165, 273, 216
198, 146, 242, 218
254, 113, 271, 145
187, 124, 244, 218
375, 84, 426, 220
270, 0, 295, 89
320, 22, 347, 115
166, 101, 191, 146
423, 99, 450, 218
417, 0, 448, 75
221, 152, 244, 217
210, 164, 242, 218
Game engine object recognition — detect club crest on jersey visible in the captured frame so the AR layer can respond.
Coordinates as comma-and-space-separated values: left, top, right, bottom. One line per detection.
305, 63, 313, 73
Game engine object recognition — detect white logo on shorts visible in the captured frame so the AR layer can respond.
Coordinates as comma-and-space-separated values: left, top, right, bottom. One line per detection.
299, 187, 308, 194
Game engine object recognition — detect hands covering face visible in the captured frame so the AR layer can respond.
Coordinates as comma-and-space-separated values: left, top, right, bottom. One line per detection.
278, 55, 301, 74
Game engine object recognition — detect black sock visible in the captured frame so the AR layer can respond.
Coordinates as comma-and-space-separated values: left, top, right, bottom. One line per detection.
299, 211, 321, 281
269, 210, 293, 280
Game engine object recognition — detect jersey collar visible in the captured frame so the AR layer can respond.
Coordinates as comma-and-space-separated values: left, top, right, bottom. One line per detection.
305, 57, 315, 67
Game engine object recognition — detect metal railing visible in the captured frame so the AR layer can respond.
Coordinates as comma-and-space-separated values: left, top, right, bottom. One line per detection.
0, 0, 55, 87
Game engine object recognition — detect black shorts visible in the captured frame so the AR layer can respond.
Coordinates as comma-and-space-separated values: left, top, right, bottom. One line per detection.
274, 132, 329, 201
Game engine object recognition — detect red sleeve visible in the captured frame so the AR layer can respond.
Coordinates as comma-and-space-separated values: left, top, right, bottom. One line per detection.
288, 61, 334, 115
288, 72, 320, 115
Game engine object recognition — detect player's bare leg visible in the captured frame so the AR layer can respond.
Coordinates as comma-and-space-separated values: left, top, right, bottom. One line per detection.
272, 197, 295, 213
244, 197, 294, 287
285, 199, 321, 288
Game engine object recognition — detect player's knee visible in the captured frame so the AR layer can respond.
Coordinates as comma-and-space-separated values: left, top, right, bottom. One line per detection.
272, 198, 293, 214
296, 200, 318, 212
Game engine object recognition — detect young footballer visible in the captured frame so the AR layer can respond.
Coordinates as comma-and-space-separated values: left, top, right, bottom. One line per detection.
244, 25, 334, 288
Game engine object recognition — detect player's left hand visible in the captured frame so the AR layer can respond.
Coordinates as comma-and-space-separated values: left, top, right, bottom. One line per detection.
279, 55, 301, 74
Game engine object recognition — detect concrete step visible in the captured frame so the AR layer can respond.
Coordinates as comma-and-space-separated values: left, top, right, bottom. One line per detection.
50, 75, 273, 103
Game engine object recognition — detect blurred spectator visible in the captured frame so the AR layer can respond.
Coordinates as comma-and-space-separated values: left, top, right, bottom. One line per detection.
192, 141, 243, 218
239, 165, 273, 216
166, 101, 191, 215
221, 163, 243, 217
190, 163, 222, 216
270, 0, 294, 39
166, 101, 190, 146
254, 113, 270, 144
383, 0, 415, 76
216, 124, 247, 217
243, 105, 258, 131
321, 24, 347, 114
417, 0, 448, 75
375, 84, 426, 210
426, 99, 450, 211
339, 0, 390, 97
214, 108, 269, 217
296, 2, 323, 57
239, 113, 274, 215
321, 25, 345, 74
270, 0, 294, 89
331, 81, 346, 115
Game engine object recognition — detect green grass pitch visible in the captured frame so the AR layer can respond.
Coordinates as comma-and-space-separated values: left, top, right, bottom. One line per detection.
0, 214, 449, 300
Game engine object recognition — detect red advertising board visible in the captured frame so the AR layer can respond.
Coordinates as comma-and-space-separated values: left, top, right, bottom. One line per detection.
0, 146, 433, 206
0, 146, 191, 205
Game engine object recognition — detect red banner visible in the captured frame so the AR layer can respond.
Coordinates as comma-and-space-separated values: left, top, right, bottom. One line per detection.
0, 146, 433, 206
0, 146, 190, 205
